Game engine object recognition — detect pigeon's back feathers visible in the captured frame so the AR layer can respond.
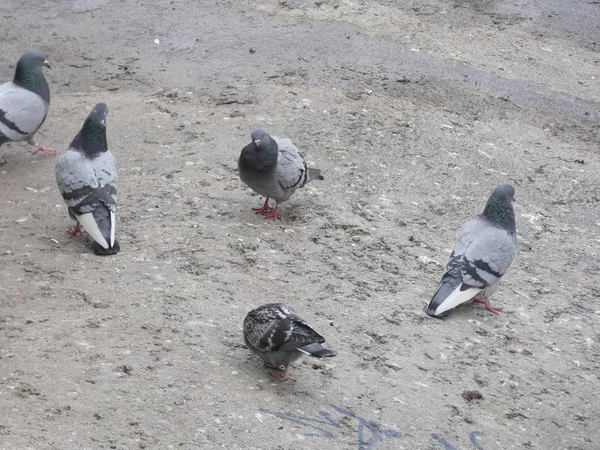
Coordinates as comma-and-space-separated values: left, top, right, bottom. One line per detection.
274, 138, 315, 194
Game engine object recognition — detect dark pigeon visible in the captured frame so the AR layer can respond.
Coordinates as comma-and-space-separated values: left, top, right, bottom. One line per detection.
243, 303, 336, 381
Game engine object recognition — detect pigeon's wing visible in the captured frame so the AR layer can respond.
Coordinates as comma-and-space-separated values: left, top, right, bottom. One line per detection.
0, 82, 47, 142
56, 149, 118, 249
425, 218, 487, 317
461, 227, 517, 289
273, 138, 309, 191
251, 316, 323, 353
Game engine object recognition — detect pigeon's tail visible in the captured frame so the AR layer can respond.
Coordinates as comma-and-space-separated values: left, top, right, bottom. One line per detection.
298, 343, 336, 358
307, 168, 324, 182
92, 238, 120, 256
91, 203, 120, 256
424, 275, 481, 317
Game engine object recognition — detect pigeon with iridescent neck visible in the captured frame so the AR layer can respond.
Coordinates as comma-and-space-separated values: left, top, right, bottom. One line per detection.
244, 303, 336, 381
0, 50, 53, 158
424, 184, 517, 317
56, 103, 119, 255
238, 129, 323, 219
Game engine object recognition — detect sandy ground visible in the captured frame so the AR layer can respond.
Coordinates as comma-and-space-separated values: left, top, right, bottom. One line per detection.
1, 0, 599, 449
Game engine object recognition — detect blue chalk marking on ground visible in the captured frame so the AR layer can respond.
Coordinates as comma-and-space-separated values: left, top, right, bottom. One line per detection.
260, 409, 340, 438
470, 431, 486, 449
261, 405, 402, 449
431, 433, 458, 450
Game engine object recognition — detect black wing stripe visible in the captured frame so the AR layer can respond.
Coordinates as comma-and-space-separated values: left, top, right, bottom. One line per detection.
0, 108, 28, 136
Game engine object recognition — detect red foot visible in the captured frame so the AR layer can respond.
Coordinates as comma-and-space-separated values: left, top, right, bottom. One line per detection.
252, 198, 271, 215
264, 363, 293, 381
33, 144, 56, 156
262, 205, 278, 220
474, 297, 502, 315
272, 369, 293, 382
67, 223, 85, 236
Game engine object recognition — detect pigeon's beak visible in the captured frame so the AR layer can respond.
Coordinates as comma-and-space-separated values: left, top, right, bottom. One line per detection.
44, 60, 51, 69
254, 139, 261, 146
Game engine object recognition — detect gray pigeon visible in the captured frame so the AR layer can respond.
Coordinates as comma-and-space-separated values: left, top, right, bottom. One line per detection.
243, 303, 336, 381
55, 103, 119, 255
424, 184, 517, 317
0, 50, 53, 157
238, 129, 323, 219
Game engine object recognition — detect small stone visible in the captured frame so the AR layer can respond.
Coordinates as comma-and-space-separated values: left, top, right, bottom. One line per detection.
462, 390, 484, 402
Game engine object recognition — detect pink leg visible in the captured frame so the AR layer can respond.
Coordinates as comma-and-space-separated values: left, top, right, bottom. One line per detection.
264, 363, 282, 370
33, 144, 56, 156
262, 205, 278, 220
474, 297, 502, 315
67, 223, 85, 236
252, 198, 271, 215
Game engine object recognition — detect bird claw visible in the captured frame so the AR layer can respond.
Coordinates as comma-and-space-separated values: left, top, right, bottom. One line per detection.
272, 370, 294, 382
264, 364, 293, 381
67, 224, 85, 236
474, 297, 502, 315
262, 206, 278, 220
484, 304, 503, 315
33, 145, 56, 156
252, 198, 271, 215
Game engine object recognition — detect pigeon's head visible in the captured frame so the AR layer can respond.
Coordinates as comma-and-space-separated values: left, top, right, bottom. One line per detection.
483, 184, 516, 230
492, 184, 516, 202
71, 103, 109, 155
18, 49, 50, 70
89, 103, 109, 124
250, 129, 273, 151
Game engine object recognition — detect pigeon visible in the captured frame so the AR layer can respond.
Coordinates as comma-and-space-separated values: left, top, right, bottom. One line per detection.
0, 49, 53, 157
424, 184, 517, 317
243, 303, 336, 381
238, 129, 323, 219
55, 103, 119, 255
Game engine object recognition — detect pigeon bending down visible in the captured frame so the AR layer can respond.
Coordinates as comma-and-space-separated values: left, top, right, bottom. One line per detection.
55, 103, 120, 255
424, 184, 517, 317
238, 129, 323, 220
0, 50, 53, 157
243, 303, 336, 381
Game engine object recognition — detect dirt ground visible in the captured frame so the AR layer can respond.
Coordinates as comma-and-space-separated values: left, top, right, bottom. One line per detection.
1, 0, 599, 449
